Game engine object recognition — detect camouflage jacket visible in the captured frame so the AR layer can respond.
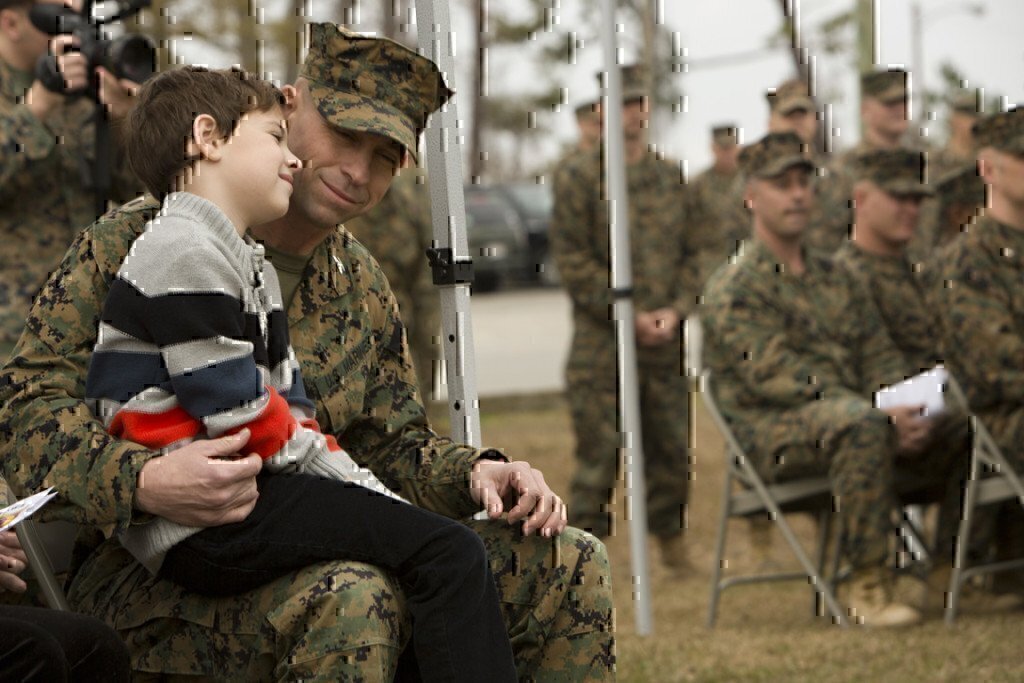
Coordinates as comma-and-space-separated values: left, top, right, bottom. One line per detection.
684, 165, 744, 282
834, 242, 945, 374
551, 146, 708, 365
931, 214, 1024, 419
0, 57, 138, 347
0, 196, 490, 543
701, 239, 906, 454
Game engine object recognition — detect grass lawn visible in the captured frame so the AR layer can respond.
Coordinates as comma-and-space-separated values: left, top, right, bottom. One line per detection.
432, 392, 1024, 682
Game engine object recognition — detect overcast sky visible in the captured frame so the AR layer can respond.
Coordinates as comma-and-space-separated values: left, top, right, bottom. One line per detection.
170, 0, 1023, 176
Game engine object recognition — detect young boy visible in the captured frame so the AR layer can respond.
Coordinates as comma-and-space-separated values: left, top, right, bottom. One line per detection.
85, 67, 516, 681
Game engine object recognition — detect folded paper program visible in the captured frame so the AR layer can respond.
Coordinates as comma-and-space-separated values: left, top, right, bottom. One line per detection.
874, 365, 948, 417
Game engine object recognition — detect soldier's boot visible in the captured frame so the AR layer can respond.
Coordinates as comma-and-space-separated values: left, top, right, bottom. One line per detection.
747, 515, 777, 571
846, 566, 922, 627
657, 533, 692, 577
923, 565, 1024, 613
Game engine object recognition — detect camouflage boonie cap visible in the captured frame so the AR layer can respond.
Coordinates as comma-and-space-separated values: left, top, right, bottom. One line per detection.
766, 79, 814, 115
595, 64, 647, 103
972, 107, 1024, 153
949, 89, 981, 116
300, 23, 452, 161
711, 124, 739, 146
851, 149, 933, 196
861, 69, 908, 104
738, 132, 815, 179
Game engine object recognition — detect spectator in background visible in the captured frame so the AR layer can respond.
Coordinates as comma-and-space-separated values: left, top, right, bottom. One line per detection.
0, 0, 140, 359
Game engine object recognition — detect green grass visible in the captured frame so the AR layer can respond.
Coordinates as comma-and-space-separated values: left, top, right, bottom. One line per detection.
430, 392, 1024, 682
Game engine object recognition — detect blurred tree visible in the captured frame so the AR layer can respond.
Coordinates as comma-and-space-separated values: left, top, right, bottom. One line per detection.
468, 0, 564, 181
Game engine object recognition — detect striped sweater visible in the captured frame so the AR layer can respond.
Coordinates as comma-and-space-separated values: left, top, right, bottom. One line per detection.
85, 192, 404, 574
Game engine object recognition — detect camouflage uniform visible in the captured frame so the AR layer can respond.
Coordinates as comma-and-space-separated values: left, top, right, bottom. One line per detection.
833, 148, 943, 373
933, 107, 1024, 588
0, 24, 614, 681
701, 133, 963, 570
835, 243, 942, 374
551, 142, 703, 539
685, 127, 743, 283
344, 167, 439, 397
808, 70, 916, 255
0, 57, 138, 358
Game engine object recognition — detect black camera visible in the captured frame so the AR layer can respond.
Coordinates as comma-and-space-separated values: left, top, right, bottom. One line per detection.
30, 0, 155, 96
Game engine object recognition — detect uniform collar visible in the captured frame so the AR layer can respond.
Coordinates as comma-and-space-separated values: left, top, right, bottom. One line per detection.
289, 227, 355, 324
0, 58, 34, 102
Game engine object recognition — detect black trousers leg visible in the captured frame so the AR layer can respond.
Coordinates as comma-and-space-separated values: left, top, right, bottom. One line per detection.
161, 473, 516, 683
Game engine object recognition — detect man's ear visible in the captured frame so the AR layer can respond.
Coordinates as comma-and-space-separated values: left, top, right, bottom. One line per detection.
281, 84, 299, 115
977, 150, 995, 184
742, 180, 756, 211
187, 114, 223, 162
0, 7, 25, 39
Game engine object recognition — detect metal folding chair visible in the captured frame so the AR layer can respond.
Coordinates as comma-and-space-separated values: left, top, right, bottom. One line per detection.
945, 376, 1024, 625
15, 519, 74, 611
701, 372, 848, 628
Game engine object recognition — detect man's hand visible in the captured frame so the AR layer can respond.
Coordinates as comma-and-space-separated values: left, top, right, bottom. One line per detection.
470, 460, 567, 537
25, 35, 88, 120
884, 405, 931, 455
0, 530, 29, 594
134, 430, 262, 528
636, 308, 680, 347
96, 66, 140, 120
649, 307, 680, 345
635, 311, 659, 347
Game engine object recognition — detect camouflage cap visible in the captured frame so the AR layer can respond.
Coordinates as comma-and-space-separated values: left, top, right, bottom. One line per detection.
949, 89, 981, 116
972, 106, 1024, 153
766, 79, 814, 115
851, 148, 933, 197
711, 124, 739, 146
861, 68, 908, 104
738, 132, 815, 179
300, 23, 452, 161
574, 100, 600, 120
936, 164, 985, 208
595, 64, 647, 103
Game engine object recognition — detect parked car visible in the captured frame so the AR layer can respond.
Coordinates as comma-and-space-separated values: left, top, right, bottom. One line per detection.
463, 185, 530, 291
493, 182, 558, 285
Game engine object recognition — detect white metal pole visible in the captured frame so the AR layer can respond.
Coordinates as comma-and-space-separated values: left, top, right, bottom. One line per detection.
414, 0, 482, 448
599, 0, 653, 636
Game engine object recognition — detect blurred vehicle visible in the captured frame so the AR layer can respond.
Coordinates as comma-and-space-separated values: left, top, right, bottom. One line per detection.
494, 182, 558, 286
464, 185, 530, 291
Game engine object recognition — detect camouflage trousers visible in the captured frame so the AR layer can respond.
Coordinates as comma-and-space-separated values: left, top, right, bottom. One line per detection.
67, 521, 614, 681
565, 361, 690, 539
757, 403, 968, 569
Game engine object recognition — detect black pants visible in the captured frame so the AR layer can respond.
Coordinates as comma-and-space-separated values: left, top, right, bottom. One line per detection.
0, 604, 130, 682
161, 473, 516, 683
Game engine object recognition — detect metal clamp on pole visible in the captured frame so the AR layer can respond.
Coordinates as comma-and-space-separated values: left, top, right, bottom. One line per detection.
426, 247, 474, 286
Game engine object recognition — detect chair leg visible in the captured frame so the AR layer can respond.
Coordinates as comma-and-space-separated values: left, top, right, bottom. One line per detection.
706, 457, 736, 629
947, 448, 983, 627
812, 509, 832, 618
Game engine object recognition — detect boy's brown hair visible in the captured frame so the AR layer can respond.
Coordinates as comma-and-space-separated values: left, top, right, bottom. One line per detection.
124, 66, 285, 200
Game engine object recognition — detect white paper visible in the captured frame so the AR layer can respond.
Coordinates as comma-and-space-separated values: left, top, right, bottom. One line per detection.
0, 488, 58, 534
874, 365, 948, 417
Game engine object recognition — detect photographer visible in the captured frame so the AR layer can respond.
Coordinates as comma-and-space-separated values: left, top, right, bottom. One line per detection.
0, 0, 141, 359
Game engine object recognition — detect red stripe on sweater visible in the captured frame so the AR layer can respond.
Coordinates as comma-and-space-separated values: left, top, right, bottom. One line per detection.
223, 387, 295, 459
109, 405, 202, 449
